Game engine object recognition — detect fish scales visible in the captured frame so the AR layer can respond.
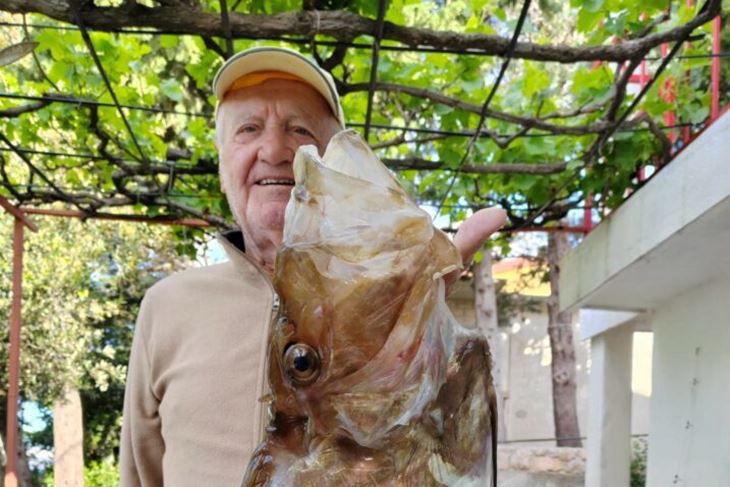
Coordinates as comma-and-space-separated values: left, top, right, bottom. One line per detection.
243, 130, 497, 487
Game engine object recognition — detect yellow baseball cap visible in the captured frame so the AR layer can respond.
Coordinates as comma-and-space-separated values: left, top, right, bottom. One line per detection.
212, 46, 345, 128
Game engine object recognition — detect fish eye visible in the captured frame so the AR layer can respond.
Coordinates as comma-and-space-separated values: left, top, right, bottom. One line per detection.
282, 343, 320, 387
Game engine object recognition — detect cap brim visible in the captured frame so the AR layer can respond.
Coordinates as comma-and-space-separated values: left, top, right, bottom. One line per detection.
213, 47, 344, 127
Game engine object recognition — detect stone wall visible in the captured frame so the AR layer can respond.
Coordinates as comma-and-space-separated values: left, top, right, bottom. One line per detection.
498, 446, 585, 487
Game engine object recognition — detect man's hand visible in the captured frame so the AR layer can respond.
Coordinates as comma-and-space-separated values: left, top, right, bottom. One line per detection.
445, 208, 507, 295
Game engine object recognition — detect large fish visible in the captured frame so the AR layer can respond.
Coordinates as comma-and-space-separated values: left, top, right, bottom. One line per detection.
243, 130, 497, 486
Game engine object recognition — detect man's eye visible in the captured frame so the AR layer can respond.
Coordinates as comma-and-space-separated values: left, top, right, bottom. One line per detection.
236, 125, 257, 134
293, 127, 313, 137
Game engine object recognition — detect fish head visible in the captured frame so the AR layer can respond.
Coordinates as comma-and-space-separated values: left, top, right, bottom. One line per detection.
269, 130, 461, 446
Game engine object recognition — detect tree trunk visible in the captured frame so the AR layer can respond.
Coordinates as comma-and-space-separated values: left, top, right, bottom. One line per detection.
474, 255, 506, 442
546, 232, 582, 447
53, 387, 84, 487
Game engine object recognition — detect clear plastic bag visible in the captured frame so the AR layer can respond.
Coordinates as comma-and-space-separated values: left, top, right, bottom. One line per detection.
243, 130, 496, 486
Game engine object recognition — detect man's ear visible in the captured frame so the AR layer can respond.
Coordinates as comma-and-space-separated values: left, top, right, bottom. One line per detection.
213, 104, 224, 151
219, 170, 227, 194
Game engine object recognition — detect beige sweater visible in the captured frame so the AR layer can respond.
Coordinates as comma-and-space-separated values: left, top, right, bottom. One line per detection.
120, 235, 275, 486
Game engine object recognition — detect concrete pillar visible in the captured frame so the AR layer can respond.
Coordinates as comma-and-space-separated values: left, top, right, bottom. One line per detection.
585, 324, 633, 487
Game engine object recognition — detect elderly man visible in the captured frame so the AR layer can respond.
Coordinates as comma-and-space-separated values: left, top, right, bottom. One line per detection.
120, 46, 505, 486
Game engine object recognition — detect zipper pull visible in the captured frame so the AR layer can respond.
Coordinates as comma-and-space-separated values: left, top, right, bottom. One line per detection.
272, 293, 280, 313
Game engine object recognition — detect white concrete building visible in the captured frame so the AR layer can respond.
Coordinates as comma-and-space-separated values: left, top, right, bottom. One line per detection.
560, 111, 730, 486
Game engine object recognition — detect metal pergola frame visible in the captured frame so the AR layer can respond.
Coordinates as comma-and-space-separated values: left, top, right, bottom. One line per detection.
0, 0, 723, 226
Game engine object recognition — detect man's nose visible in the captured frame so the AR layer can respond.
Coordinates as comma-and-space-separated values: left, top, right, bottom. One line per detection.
257, 128, 294, 166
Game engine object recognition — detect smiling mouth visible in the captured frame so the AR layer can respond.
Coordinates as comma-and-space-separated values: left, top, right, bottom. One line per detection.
257, 178, 295, 186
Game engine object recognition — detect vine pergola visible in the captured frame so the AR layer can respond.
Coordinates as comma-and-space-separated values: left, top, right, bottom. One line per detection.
0, 0, 726, 484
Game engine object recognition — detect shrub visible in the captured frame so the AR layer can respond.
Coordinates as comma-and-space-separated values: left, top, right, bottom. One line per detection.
86, 459, 120, 487
631, 438, 648, 487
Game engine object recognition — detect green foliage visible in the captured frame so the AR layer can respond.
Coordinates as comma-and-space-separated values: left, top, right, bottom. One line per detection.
0, 1, 720, 247
0, 217, 186, 403
631, 438, 648, 487
86, 459, 121, 487
35, 458, 120, 487
721, 9, 730, 106
0, 215, 190, 470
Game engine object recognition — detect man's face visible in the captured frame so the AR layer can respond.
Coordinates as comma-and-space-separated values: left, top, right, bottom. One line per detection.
216, 79, 340, 252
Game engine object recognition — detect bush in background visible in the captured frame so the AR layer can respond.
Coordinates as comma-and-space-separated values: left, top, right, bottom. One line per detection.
631, 437, 648, 487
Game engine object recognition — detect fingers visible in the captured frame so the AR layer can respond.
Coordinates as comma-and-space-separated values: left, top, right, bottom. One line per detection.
444, 208, 507, 296
453, 208, 507, 267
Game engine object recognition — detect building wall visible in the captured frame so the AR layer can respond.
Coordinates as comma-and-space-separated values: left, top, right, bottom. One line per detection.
501, 309, 590, 444
448, 291, 652, 445
647, 276, 730, 486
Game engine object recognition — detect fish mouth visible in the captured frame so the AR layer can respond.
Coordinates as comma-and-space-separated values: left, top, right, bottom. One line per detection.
295, 131, 402, 192
255, 178, 295, 186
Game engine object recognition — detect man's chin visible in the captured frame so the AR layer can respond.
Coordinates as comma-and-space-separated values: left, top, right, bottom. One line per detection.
241, 204, 288, 235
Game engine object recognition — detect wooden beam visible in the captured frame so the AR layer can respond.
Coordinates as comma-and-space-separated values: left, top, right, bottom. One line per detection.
20, 207, 212, 227
0, 196, 38, 232
4, 219, 25, 487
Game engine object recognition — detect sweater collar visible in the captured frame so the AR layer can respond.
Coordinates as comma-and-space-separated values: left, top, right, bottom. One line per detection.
216, 230, 274, 285
220, 228, 245, 253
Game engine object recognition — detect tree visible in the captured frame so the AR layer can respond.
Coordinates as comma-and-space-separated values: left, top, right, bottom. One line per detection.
0, 215, 190, 483
546, 230, 581, 447
474, 255, 507, 442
